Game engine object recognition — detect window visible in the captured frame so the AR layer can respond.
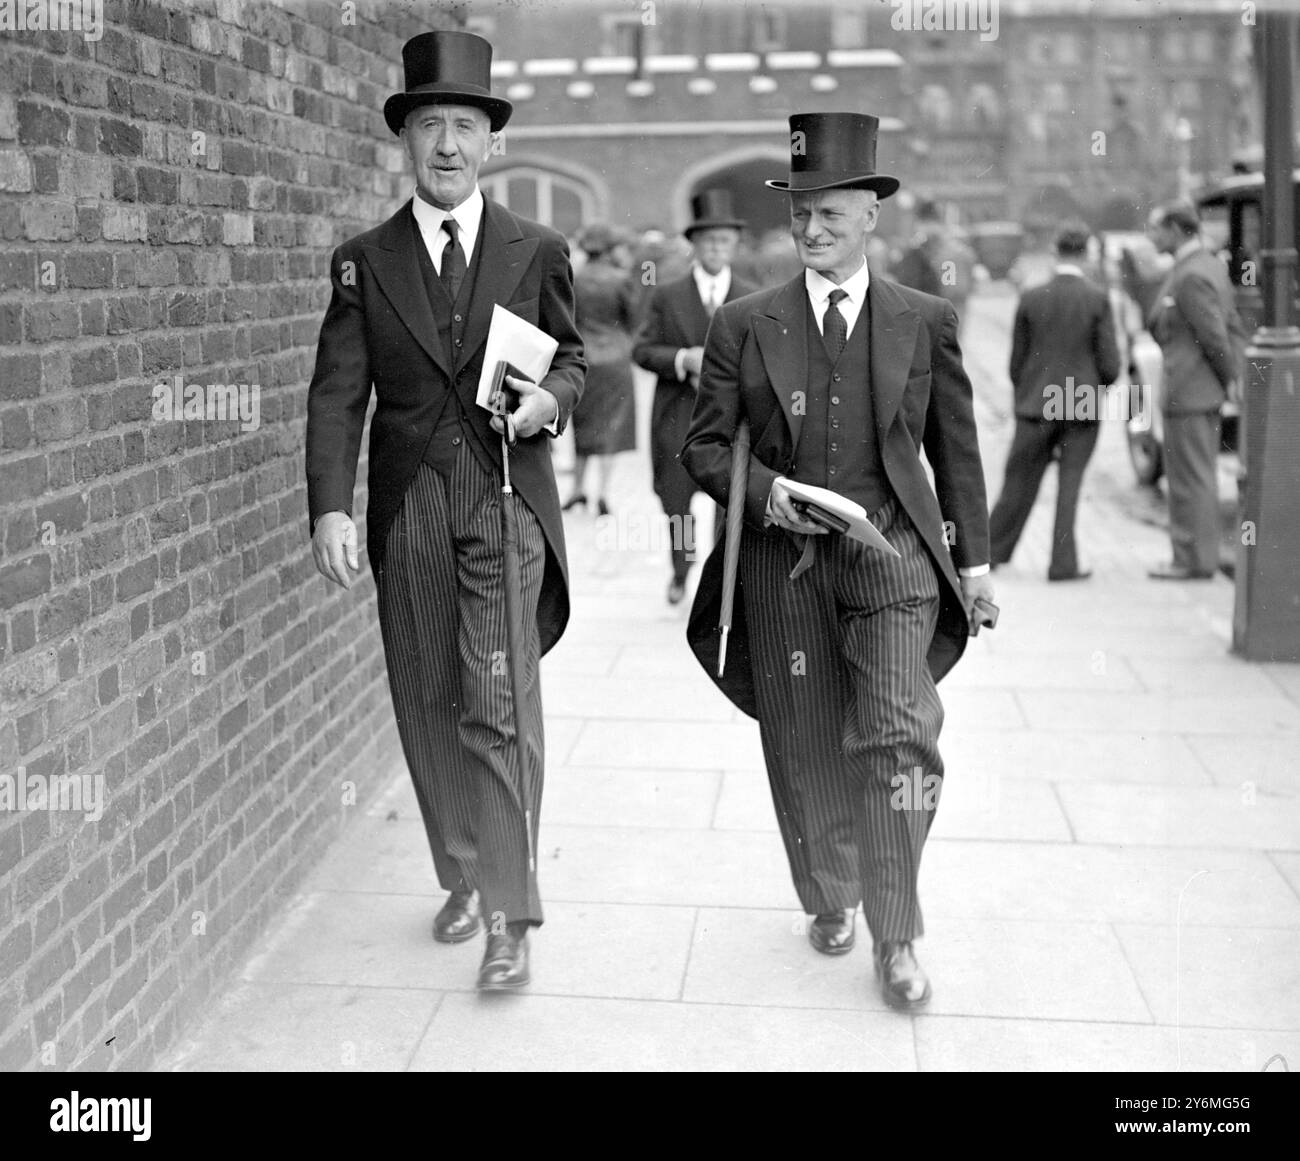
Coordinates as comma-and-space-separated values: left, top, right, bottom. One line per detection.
918, 84, 953, 132
752, 8, 786, 52
481, 167, 596, 237
970, 84, 1001, 128
830, 0, 867, 49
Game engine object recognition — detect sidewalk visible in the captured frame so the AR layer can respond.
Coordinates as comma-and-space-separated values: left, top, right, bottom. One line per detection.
160, 293, 1300, 1072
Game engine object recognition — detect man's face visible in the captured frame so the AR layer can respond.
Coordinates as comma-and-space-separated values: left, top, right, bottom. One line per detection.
790, 189, 879, 283
1146, 213, 1178, 256
691, 227, 740, 276
402, 103, 494, 210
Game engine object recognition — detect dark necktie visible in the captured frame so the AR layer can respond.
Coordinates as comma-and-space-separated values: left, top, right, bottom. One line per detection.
441, 217, 466, 302
824, 288, 848, 360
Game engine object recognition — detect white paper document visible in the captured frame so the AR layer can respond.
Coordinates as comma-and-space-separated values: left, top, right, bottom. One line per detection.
475, 304, 559, 411
778, 478, 901, 558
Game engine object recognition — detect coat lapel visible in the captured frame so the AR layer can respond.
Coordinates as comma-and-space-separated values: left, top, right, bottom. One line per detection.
753, 275, 810, 452
362, 201, 450, 378
867, 275, 919, 442
459, 198, 540, 373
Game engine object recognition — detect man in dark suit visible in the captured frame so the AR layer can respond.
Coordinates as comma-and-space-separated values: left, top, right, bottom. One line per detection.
682, 113, 993, 1010
633, 191, 757, 604
1145, 201, 1243, 580
305, 31, 584, 991
988, 221, 1121, 580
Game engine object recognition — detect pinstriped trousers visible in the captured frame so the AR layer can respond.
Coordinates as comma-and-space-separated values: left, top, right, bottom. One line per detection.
739, 495, 944, 943
375, 448, 546, 926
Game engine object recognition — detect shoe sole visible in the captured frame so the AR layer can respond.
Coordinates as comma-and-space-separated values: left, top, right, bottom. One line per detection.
432, 921, 482, 944
477, 974, 530, 992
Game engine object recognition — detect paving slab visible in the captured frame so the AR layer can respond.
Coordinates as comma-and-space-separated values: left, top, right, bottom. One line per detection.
1185, 734, 1300, 797
918, 918, 1152, 1023
1056, 783, 1300, 850
567, 718, 767, 771
915, 1015, 1300, 1072
923, 841, 1300, 928
1114, 924, 1300, 1031
165, 983, 442, 1072
409, 992, 917, 1072
543, 767, 722, 830
940, 729, 1211, 786
1017, 690, 1300, 734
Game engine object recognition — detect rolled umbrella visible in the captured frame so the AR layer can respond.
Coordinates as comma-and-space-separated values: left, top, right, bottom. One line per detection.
717, 418, 750, 678
497, 408, 537, 873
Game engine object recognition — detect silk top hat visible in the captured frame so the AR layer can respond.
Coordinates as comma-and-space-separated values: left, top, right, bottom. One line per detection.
765, 112, 899, 199
383, 31, 512, 136
685, 189, 746, 237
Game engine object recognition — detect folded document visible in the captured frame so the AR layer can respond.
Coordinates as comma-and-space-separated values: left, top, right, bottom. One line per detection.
779, 478, 901, 558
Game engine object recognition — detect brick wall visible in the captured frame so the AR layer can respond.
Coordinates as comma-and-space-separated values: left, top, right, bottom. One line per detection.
0, 0, 458, 1071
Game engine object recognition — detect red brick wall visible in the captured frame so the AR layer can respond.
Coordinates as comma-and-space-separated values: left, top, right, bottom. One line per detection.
0, 0, 456, 1071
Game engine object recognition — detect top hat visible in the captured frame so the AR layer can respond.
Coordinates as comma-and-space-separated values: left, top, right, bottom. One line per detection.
685, 189, 746, 238
383, 31, 513, 136
765, 112, 899, 199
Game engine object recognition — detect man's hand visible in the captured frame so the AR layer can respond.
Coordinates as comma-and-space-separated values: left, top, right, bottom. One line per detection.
491, 375, 558, 440
312, 511, 361, 589
768, 479, 829, 535
680, 347, 704, 377
959, 572, 997, 635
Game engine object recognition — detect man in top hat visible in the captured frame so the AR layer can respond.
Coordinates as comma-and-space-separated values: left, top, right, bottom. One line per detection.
305, 30, 585, 991
682, 113, 993, 1008
633, 190, 758, 604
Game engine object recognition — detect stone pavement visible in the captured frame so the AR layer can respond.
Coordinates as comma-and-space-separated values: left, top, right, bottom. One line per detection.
159, 290, 1300, 1072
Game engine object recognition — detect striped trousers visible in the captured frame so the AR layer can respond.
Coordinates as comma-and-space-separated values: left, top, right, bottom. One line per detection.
375, 448, 546, 926
739, 495, 944, 943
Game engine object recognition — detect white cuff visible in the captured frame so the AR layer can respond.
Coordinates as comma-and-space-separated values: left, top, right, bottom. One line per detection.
673, 349, 689, 381
958, 564, 990, 578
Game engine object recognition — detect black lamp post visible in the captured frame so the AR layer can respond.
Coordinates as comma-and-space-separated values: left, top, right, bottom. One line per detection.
1232, 10, 1300, 660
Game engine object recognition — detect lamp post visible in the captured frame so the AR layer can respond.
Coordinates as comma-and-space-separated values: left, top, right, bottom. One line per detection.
1232, 10, 1300, 661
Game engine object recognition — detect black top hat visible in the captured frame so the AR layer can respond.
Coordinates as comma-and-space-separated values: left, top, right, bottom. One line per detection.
765, 112, 899, 199
383, 31, 512, 136
685, 189, 746, 238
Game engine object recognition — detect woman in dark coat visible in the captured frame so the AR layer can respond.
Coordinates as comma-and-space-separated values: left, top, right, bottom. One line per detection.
564, 224, 638, 516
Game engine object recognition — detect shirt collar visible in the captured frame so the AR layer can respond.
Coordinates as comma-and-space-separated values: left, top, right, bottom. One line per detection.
411, 186, 484, 247
804, 257, 870, 306
1055, 264, 1085, 277
1174, 237, 1201, 263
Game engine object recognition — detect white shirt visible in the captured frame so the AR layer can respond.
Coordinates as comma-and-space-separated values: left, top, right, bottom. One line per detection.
410, 185, 559, 435
411, 186, 485, 272
693, 264, 731, 314
675, 264, 733, 381
1054, 263, 1085, 278
805, 259, 870, 339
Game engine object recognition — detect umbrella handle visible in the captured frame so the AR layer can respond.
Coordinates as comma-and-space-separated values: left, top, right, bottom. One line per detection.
500, 414, 517, 492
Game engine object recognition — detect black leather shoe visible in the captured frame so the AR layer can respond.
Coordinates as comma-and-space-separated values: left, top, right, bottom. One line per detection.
477, 925, 530, 991
808, 910, 856, 955
874, 940, 931, 1010
432, 889, 480, 944
1048, 569, 1092, 582
667, 578, 687, 605
1148, 563, 1214, 580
